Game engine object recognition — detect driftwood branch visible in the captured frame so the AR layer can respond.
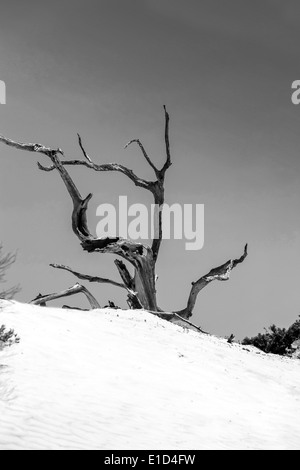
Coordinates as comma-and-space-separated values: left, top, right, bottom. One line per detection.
145, 309, 209, 334
50, 263, 126, 289
172, 312, 209, 334
0, 135, 63, 157
30, 283, 101, 309
177, 244, 248, 319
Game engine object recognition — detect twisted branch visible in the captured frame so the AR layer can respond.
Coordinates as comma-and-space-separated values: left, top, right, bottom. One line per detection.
177, 244, 248, 319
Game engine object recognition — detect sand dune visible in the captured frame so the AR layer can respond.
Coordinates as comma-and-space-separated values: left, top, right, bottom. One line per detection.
0, 300, 299, 450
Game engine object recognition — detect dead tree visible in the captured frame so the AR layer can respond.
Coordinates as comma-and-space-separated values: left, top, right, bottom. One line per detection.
0, 108, 248, 324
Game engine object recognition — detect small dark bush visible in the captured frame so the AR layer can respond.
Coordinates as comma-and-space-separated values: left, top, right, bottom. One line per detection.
242, 318, 300, 356
0, 325, 20, 348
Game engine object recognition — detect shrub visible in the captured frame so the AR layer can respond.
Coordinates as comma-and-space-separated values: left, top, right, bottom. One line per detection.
242, 318, 300, 356
0, 243, 19, 300
0, 325, 20, 348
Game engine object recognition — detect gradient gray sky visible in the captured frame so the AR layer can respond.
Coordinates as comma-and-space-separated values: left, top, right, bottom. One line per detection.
0, 0, 300, 338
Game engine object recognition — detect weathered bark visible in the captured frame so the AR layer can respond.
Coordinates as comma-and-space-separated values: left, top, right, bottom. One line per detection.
31, 283, 100, 309
114, 260, 142, 309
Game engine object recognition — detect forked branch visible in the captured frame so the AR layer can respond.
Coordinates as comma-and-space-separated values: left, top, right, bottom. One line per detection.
125, 139, 160, 177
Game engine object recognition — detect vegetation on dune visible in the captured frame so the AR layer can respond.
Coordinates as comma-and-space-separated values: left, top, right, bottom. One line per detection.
242, 317, 300, 357
0, 325, 20, 348
0, 243, 19, 300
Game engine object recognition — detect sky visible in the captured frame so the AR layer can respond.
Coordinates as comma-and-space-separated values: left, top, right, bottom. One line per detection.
0, 0, 300, 338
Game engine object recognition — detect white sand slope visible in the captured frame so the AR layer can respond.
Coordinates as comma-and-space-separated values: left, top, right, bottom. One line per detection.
0, 300, 299, 450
